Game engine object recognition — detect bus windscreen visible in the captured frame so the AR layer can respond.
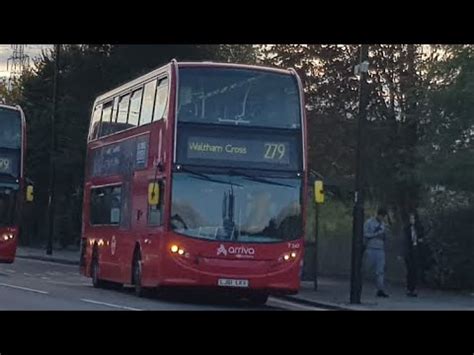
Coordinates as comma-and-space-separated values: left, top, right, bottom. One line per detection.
0, 108, 21, 178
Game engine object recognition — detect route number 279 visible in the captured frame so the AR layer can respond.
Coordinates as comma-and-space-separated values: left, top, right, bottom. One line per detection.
264, 143, 286, 160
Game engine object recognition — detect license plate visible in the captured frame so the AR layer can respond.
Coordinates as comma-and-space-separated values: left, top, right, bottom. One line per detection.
218, 278, 249, 288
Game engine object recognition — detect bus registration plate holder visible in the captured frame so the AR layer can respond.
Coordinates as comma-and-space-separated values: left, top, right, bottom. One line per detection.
218, 278, 249, 288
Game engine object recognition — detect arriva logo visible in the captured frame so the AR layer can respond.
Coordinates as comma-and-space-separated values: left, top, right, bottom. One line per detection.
217, 244, 228, 256
216, 244, 255, 257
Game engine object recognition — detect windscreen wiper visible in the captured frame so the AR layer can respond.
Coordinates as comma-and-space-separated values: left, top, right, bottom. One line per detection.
227, 169, 295, 188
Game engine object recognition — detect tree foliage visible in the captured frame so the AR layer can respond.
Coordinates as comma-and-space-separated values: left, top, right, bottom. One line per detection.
419, 45, 474, 192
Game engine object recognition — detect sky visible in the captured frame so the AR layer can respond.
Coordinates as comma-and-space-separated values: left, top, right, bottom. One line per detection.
0, 44, 53, 78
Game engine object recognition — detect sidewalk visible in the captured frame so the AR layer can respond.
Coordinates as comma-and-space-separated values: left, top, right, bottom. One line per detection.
285, 278, 474, 310
16, 246, 80, 265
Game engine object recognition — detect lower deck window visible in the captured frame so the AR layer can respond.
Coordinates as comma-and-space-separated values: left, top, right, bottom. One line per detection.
90, 185, 122, 225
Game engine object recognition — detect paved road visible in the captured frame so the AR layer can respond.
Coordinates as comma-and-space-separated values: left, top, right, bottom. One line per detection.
0, 258, 324, 310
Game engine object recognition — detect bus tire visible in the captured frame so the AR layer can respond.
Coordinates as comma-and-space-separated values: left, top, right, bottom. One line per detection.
248, 294, 269, 306
132, 251, 148, 298
91, 252, 105, 288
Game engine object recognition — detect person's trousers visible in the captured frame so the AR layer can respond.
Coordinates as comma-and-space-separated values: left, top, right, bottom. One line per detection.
365, 248, 385, 292
405, 252, 418, 293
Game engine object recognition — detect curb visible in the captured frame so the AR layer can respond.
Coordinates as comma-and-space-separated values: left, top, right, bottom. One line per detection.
16, 254, 79, 266
277, 295, 357, 310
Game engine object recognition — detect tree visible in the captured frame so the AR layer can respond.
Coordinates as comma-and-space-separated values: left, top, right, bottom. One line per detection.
0, 75, 27, 105
419, 45, 474, 193
263, 45, 426, 222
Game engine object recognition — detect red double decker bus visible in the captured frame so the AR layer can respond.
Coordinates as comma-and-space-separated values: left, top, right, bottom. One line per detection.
80, 60, 307, 304
0, 104, 30, 263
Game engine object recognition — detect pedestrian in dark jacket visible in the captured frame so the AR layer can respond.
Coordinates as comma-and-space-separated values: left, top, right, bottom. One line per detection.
403, 211, 424, 297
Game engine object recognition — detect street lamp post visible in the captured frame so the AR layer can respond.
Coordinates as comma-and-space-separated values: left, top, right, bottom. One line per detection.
46, 44, 60, 256
350, 44, 369, 304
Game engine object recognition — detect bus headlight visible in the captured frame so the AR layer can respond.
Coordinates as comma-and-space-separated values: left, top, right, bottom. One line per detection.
281, 251, 298, 262
170, 244, 186, 256
2, 234, 14, 241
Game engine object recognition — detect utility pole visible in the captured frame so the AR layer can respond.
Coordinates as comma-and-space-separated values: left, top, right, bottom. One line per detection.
7, 45, 30, 89
46, 45, 60, 255
314, 202, 320, 290
350, 44, 369, 304
311, 170, 325, 291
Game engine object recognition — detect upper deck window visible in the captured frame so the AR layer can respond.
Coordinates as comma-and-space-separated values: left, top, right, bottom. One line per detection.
177, 67, 301, 129
99, 102, 113, 137
89, 105, 102, 141
128, 89, 143, 127
140, 80, 157, 126
117, 94, 130, 125
153, 78, 169, 122
0, 108, 21, 149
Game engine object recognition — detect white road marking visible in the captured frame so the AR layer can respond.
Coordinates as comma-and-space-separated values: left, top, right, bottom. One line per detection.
80, 298, 142, 311
269, 297, 328, 311
48, 281, 89, 286
0, 282, 49, 294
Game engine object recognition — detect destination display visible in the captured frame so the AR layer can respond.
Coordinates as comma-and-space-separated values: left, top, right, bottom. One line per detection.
0, 151, 19, 176
177, 125, 302, 171
187, 136, 290, 165
0, 157, 12, 174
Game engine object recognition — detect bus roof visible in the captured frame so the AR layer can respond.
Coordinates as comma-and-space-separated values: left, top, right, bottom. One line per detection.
176, 61, 294, 75
93, 60, 295, 106
0, 104, 22, 112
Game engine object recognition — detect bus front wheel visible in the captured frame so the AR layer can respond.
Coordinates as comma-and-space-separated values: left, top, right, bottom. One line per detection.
91, 254, 105, 288
132, 252, 150, 298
